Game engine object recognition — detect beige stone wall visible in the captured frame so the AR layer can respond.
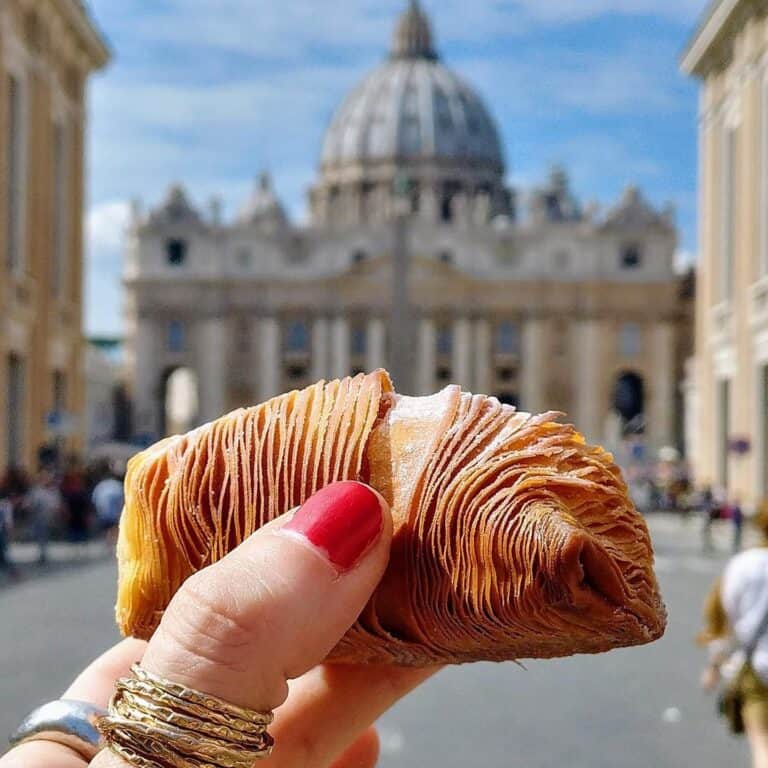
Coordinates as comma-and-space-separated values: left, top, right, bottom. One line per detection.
685, 2, 768, 506
0, 0, 107, 471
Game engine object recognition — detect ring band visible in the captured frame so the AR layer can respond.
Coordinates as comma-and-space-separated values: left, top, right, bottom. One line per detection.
8, 699, 107, 761
98, 664, 273, 767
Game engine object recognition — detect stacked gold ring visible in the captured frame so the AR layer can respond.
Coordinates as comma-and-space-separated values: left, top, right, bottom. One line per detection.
98, 665, 273, 768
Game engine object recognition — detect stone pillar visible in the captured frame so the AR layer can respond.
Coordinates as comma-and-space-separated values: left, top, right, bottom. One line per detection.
452, 317, 472, 390
574, 318, 603, 443
650, 321, 675, 449
474, 318, 492, 395
366, 317, 386, 372
417, 317, 436, 395
521, 317, 546, 414
197, 317, 227, 424
311, 316, 329, 381
258, 316, 280, 400
134, 316, 161, 439
330, 316, 350, 379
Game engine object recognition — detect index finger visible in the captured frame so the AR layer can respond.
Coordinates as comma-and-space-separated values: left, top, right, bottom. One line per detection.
0, 639, 147, 768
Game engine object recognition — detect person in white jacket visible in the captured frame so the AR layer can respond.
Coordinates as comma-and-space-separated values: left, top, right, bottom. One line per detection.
701, 501, 768, 768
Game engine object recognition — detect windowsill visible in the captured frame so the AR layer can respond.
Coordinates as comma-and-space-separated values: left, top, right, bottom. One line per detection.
710, 301, 733, 343
751, 275, 768, 329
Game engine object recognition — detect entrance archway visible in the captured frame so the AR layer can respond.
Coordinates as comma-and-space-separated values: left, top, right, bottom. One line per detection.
496, 392, 519, 408
612, 371, 645, 435
161, 367, 199, 436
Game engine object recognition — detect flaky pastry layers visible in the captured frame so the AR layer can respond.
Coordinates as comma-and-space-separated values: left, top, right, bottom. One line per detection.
117, 370, 665, 665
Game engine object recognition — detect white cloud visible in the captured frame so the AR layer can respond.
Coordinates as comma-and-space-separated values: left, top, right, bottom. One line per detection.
87, 200, 131, 255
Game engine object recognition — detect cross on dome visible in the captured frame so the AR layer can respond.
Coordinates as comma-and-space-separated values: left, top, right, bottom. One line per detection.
392, 0, 437, 60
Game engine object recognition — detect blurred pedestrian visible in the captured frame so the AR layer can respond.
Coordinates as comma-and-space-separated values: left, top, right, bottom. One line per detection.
25, 470, 61, 566
701, 485, 715, 554
92, 462, 124, 548
60, 458, 91, 552
0, 490, 16, 577
699, 505, 768, 766
732, 498, 744, 554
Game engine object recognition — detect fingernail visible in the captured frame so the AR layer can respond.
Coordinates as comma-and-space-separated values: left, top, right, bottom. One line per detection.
283, 481, 384, 571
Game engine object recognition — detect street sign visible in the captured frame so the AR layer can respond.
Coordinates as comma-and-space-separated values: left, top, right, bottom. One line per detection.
728, 436, 751, 455
45, 410, 78, 437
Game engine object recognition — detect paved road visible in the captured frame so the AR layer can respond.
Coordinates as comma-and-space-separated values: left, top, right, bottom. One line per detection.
0, 517, 752, 766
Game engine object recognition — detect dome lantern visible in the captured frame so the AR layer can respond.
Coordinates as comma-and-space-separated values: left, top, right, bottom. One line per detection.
391, 0, 437, 61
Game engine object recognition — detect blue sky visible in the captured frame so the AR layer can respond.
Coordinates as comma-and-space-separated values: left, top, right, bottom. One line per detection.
84, 0, 708, 336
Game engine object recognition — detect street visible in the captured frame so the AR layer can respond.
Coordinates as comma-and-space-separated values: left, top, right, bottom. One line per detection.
0, 516, 752, 767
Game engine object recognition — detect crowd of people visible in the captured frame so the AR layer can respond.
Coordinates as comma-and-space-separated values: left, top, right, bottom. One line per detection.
0, 458, 124, 576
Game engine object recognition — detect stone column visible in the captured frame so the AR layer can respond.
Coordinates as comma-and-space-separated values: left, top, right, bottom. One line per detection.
574, 318, 603, 443
650, 321, 675, 449
452, 317, 472, 390
473, 318, 492, 395
311, 316, 329, 381
330, 316, 350, 379
366, 317, 386, 372
134, 316, 161, 439
521, 317, 546, 414
417, 317, 436, 395
197, 317, 227, 424
258, 316, 280, 400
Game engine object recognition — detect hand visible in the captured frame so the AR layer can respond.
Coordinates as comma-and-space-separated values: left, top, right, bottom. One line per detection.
2, 481, 437, 768
700, 664, 720, 692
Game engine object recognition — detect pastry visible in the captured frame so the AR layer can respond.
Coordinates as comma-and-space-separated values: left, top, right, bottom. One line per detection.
116, 370, 665, 665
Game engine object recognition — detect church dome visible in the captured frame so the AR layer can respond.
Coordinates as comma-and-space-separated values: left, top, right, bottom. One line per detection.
320, 1, 504, 175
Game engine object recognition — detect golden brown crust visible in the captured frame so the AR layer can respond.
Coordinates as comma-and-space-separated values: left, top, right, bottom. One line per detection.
116, 371, 666, 665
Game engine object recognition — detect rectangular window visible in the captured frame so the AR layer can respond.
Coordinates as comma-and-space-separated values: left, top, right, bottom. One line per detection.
436, 325, 453, 356
717, 378, 731, 490
6, 74, 25, 272
494, 321, 520, 356
52, 370, 67, 413
167, 320, 185, 353
619, 322, 641, 358
762, 83, 768, 278
6, 354, 24, 465
52, 121, 69, 297
721, 126, 737, 301
761, 365, 768, 499
351, 324, 367, 357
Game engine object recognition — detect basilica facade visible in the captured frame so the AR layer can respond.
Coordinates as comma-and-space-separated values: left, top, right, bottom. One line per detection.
125, 1, 690, 454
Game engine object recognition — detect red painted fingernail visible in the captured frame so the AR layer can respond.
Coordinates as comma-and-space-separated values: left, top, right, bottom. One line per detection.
284, 481, 384, 571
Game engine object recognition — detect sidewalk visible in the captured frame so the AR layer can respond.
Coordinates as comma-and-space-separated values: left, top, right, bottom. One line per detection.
1, 540, 113, 585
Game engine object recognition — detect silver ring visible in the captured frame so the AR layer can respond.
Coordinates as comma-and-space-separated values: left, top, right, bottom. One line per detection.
8, 699, 107, 761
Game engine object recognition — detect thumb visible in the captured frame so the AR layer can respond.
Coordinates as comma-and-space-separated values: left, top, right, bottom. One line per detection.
137, 481, 391, 711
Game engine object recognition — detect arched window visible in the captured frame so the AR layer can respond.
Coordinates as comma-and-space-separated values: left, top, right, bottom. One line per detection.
613, 372, 645, 433
352, 249, 367, 265
437, 250, 453, 265
494, 321, 519, 355
166, 238, 187, 266
164, 367, 199, 435
620, 244, 642, 269
167, 320, 185, 353
284, 320, 309, 354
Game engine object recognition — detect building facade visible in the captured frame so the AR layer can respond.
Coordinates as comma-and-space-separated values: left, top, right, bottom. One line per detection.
127, 2, 690, 457
682, 0, 768, 506
0, 0, 108, 470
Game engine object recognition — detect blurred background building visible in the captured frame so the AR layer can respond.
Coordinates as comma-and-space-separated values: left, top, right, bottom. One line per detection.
126, 1, 692, 459
682, 0, 768, 508
0, 0, 108, 470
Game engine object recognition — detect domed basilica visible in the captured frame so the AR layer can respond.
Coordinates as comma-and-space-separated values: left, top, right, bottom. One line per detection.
125, 1, 691, 454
